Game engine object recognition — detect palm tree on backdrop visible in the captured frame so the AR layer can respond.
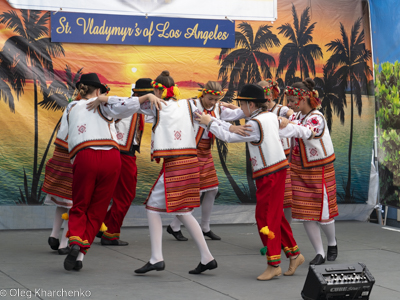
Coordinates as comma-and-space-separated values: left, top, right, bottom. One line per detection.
217, 22, 280, 203
0, 51, 15, 112
25, 65, 84, 205
276, 4, 323, 85
0, 9, 65, 205
313, 64, 346, 133
325, 17, 372, 202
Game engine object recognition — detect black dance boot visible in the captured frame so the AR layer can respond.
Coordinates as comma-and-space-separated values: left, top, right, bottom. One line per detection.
309, 254, 326, 265
189, 259, 218, 274
63, 244, 80, 271
73, 261, 83, 271
327, 244, 338, 261
134, 261, 165, 274
166, 225, 188, 241
48, 237, 60, 250
203, 230, 221, 240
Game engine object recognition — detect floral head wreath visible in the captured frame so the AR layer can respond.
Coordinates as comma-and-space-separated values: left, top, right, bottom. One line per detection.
263, 79, 280, 100
308, 89, 321, 109
284, 86, 307, 100
285, 86, 321, 108
151, 80, 181, 100
198, 88, 224, 98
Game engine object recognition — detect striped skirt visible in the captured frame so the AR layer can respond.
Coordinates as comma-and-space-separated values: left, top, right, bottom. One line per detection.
42, 146, 73, 208
283, 166, 292, 208
197, 139, 219, 192
145, 156, 200, 214
290, 151, 338, 223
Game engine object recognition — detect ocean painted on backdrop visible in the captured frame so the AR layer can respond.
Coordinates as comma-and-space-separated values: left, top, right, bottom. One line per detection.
0, 84, 374, 205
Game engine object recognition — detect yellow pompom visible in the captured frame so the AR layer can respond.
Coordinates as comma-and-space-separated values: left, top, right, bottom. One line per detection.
173, 85, 181, 99
161, 88, 168, 99
260, 226, 275, 240
99, 223, 108, 232
61, 213, 69, 220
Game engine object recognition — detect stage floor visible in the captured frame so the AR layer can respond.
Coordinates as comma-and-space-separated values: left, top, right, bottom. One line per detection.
0, 221, 399, 300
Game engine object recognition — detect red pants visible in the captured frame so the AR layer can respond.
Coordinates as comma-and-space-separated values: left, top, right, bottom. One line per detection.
103, 154, 138, 240
255, 169, 299, 266
68, 148, 121, 253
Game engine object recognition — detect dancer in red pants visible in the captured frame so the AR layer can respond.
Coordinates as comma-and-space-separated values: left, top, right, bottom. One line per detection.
100, 78, 153, 246
197, 84, 314, 280
60, 73, 163, 271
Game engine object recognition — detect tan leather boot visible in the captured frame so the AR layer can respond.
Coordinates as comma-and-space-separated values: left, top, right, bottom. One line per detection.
284, 254, 305, 276
257, 264, 282, 280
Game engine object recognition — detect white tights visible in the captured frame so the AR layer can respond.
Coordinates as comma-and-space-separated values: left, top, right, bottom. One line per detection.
169, 189, 218, 232
303, 220, 337, 258
147, 211, 214, 265
50, 207, 68, 238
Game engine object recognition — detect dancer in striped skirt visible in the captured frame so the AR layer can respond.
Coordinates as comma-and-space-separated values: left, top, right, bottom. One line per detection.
285, 78, 339, 265
167, 81, 245, 241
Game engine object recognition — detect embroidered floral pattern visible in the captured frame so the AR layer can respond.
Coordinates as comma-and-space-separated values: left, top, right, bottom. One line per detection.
309, 148, 318, 157
251, 156, 258, 167
151, 140, 154, 149
141, 101, 151, 109
116, 132, 124, 140
308, 117, 320, 126
77, 124, 86, 134
174, 130, 182, 140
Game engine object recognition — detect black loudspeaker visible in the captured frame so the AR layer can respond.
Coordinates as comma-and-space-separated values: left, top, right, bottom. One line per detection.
301, 263, 375, 300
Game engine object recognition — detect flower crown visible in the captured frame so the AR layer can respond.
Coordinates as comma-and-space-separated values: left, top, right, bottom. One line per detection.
284, 86, 308, 100
201, 88, 223, 96
263, 79, 280, 100
151, 80, 180, 99
198, 88, 224, 98
263, 87, 271, 96
285, 86, 321, 108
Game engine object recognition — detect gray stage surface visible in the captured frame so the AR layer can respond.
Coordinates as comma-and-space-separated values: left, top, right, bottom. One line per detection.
0, 221, 399, 300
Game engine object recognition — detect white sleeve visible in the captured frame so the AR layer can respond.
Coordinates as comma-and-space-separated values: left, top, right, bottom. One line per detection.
279, 106, 290, 118
219, 106, 246, 121
209, 119, 260, 143
101, 96, 141, 119
57, 107, 70, 141
279, 123, 312, 139
137, 99, 159, 116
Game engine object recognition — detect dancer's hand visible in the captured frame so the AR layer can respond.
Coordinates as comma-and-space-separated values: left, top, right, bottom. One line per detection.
195, 112, 212, 125
220, 102, 239, 110
140, 94, 167, 110
229, 124, 252, 136
278, 117, 289, 129
86, 96, 108, 112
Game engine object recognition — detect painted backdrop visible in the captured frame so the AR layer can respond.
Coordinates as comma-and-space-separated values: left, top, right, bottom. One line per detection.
0, 0, 373, 206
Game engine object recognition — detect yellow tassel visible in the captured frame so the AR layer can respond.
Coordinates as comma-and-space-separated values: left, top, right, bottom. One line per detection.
197, 91, 204, 99
161, 88, 168, 99
260, 226, 275, 240
173, 85, 181, 99
61, 213, 69, 220
99, 223, 108, 232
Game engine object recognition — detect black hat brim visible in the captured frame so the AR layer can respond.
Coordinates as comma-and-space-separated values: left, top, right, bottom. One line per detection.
76, 80, 107, 94
132, 89, 154, 96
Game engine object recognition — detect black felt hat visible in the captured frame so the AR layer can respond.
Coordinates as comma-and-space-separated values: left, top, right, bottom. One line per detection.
76, 73, 107, 94
132, 78, 154, 95
235, 84, 267, 103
